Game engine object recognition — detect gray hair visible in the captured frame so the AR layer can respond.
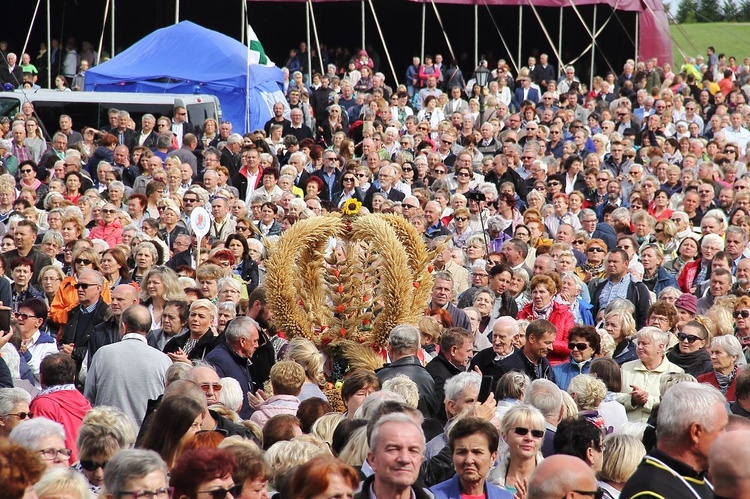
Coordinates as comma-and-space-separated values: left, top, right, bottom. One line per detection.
9, 418, 65, 449
0, 387, 31, 416
217, 276, 242, 293
224, 316, 259, 345
560, 271, 584, 294
657, 382, 727, 445
227, 133, 244, 145
444, 371, 481, 404
156, 134, 172, 149
368, 412, 425, 450
701, 233, 725, 250
354, 390, 406, 419
636, 326, 669, 351
382, 375, 419, 409
218, 377, 243, 413
103, 449, 168, 496
711, 335, 746, 366
388, 324, 421, 355
727, 225, 749, 243
524, 379, 563, 420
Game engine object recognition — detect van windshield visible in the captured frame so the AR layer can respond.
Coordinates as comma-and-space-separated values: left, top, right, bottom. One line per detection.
0, 98, 19, 119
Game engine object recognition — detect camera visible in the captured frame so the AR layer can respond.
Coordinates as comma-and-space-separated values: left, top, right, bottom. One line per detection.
465, 189, 486, 203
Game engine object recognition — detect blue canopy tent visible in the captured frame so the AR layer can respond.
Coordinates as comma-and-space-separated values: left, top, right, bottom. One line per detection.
84, 20, 285, 134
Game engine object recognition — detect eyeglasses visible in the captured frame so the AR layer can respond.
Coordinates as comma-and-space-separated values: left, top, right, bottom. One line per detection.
183, 198, 198, 203
513, 427, 544, 438
80, 459, 109, 471
522, 156, 535, 160
198, 485, 242, 499
42, 276, 61, 282
343, 177, 355, 182
433, 170, 446, 175
568, 342, 590, 351
455, 217, 468, 222
734, 310, 750, 319
38, 447, 72, 460
472, 272, 488, 278
403, 204, 419, 210
5, 411, 32, 420
74, 282, 99, 290
13, 312, 38, 321
457, 172, 471, 177
677, 332, 704, 343
75, 258, 93, 265
116, 488, 174, 499
587, 247, 605, 253
102, 209, 118, 214
199, 382, 223, 393
21, 169, 33, 173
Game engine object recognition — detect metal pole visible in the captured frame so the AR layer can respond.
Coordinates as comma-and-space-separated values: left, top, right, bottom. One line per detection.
308, 0, 325, 74
517, 7, 522, 71
97, 0, 110, 65
306, 1, 312, 84
590, 4, 597, 90
46, 0, 51, 88
474, 5, 478, 69
111, 0, 115, 57
241, 0, 246, 44
175, 0, 179, 24
558, 7, 563, 72
420, 2, 425, 63
635, 13, 639, 62
362, 0, 366, 50
23, 0, 42, 59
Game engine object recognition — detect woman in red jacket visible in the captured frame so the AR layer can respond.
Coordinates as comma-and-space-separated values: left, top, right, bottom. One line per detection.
517, 274, 575, 365
697, 333, 745, 402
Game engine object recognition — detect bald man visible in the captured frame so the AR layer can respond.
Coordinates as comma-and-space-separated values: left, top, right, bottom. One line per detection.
87, 284, 140, 365
710, 430, 750, 499
527, 454, 598, 499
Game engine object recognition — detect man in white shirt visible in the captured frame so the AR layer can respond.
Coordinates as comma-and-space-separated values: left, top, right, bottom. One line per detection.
722, 111, 750, 155
16, 298, 58, 386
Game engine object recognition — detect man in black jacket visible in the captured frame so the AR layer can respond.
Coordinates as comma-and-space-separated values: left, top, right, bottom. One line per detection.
376, 325, 437, 419
425, 328, 474, 424
497, 319, 557, 383
87, 284, 139, 367
246, 287, 276, 390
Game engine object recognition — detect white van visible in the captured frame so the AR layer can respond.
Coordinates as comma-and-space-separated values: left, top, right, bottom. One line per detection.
0, 90, 222, 139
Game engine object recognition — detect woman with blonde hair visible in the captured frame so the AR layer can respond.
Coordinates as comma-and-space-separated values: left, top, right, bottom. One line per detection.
488, 404, 546, 493
603, 308, 638, 365
286, 336, 329, 402
597, 434, 646, 498
140, 266, 186, 331
567, 374, 609, 428
34, 468, 89, 499
419, 315, 442, 356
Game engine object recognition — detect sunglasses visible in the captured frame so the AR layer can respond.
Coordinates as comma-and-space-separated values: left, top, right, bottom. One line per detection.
734, 310, 750, 319
513, 427, 544, 438
343, 177, 355, 182
198, 486, 242, 499
457, 172, 471, 177
21, 169, 33, 173
80, 459, 108, 471
568, 342, 590, 351
587, 247, 605, 253
573, 240, 586, 245
572, 488, 605, 499
75, 258, 93, 265
356, 173, 368, 178
183, 198, 198, 203
455, 217, 469, 222
534, 186, 546, 191
199, 382, 223, 393
677, 332, 704, 343
547, 182, 560, 187
74, 282, 99, 290
5, 411, 32, 419
402, 168, 413, 172
403, 204, 419, 210
13, 312, 37, 321
434, 170, 446, 175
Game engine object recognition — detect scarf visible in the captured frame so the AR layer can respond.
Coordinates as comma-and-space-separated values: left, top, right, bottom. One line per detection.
533, 301, 553, 320
580, 260, 605, 277
666, 346, 712, 376
39, 384, 76, 395
716, 365, 739, 394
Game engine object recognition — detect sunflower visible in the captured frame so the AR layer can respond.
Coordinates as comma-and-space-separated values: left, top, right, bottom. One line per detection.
342, 198, 362, 216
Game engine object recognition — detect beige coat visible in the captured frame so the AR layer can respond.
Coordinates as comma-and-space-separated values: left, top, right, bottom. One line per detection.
616, 356, 684, 423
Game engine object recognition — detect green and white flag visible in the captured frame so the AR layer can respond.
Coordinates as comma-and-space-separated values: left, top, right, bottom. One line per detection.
248, 24, 274, 67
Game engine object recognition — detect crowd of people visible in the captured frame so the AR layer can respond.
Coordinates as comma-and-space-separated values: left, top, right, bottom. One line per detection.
2, 35, 750, 499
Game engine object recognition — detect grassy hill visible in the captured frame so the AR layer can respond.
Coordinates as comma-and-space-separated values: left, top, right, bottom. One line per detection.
670, 23, 750, 65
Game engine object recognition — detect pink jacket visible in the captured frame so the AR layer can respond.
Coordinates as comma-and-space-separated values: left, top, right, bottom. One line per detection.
249, 395, 300, 428
89, 219, 123, 248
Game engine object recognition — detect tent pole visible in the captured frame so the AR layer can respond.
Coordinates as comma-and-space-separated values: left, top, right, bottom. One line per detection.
362, 0, 365, 49
420, 2, 425, 63
474, 5, 478, 68
367, 0, 399, 86
635, 13, 639, 62
97, 0, 110, 65
46, 0, 51, 88
308, 0, 325, 74
517, 6, 522, 71
590, 4, 596, 90
558, 7, 563, 72
111, 0, 115, 57
306, 1, 312, 84
22, 0, 42, 59
241, 0, 245, 44
175, 0, 179, 23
